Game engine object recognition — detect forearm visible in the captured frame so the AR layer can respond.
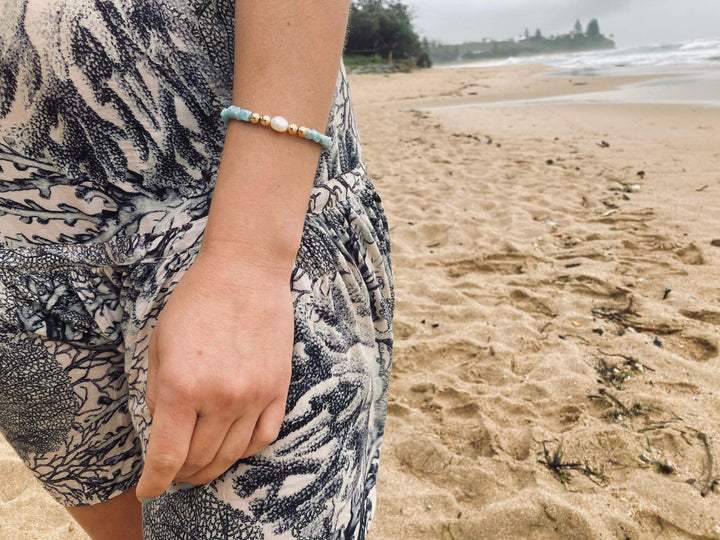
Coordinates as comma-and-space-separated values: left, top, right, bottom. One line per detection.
202, 0, 351, 271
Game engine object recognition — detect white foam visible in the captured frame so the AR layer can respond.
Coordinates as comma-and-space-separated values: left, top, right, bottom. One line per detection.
445, 37, 720, 72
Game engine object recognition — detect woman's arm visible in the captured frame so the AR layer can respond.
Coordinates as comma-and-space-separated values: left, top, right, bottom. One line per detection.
135, 0, 351, 499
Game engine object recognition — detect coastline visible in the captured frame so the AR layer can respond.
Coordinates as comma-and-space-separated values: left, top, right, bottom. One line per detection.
1, 62, 720, 539
368, 62, 720, 110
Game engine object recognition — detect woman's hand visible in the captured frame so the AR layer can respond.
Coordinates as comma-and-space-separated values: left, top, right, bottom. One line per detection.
134, 249, 294, 499
131, 0, 352, 504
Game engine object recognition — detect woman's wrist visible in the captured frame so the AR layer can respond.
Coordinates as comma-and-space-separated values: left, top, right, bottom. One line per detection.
200, 119, 321, 271
199, 230, 301, 274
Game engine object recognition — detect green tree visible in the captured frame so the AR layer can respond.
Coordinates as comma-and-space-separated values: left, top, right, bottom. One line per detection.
586, 19, 600, 38
573, 19, 583, 34
346, 3, 379, 54
346, 1, 426, 64
534, 28, 543, 40
377, 4, 414, 62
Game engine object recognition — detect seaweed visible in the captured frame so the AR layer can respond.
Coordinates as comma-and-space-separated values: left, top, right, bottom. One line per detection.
440, 524, 456, 540
539, 441, 607, 487
595, 357, 646, 390
696, 431, 720, 497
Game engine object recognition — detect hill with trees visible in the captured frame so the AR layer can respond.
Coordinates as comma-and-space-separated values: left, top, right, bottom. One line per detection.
427, 19, 615, 65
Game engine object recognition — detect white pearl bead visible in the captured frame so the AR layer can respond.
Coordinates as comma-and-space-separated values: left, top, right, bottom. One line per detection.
270, 116, 289, 133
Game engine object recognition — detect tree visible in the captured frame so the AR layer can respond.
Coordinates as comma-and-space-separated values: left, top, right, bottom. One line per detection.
573, 19, 583, 35
534, 28, 543, 40
346, 1, 425, 64
377, 4, 413, 62
524, 27, 530, 39
586, 19, 600, 38
346, 4, 377, 54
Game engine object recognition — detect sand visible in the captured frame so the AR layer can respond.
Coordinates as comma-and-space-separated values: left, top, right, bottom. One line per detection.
2, 63, 720, 539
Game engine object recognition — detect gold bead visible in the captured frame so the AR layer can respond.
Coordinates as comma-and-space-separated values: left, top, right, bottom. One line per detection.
297, 126, 309, 138
249, 112, 260, 124
260, 115, 271, 127
287, 123, 299, 135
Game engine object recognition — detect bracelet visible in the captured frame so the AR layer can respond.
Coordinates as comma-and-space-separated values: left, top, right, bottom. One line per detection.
220, 106, 333, 151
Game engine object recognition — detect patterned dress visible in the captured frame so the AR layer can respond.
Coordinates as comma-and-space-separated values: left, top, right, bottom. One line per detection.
0, 1, 394, 538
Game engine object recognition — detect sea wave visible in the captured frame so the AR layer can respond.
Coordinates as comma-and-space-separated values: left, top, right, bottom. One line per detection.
448, 37, 720, 72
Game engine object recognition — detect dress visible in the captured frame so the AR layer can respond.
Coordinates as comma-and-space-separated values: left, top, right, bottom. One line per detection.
0, 1, 394, 538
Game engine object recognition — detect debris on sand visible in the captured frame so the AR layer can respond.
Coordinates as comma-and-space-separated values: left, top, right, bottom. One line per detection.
639, 454, 676, 475
594, 354, 653, 390
452, 133, 493, 144
539, 441, 607, 487
591, 298, 681, 335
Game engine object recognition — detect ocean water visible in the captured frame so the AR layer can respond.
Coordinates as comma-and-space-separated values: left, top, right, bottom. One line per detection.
442, 37, 720, 108
450, 38, 720, 73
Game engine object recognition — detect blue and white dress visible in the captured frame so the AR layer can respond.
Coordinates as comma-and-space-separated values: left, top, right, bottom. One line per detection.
0, 1, 394, 538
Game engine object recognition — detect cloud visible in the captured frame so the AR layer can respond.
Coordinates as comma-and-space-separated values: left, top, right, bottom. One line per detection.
406, 0, 720, 46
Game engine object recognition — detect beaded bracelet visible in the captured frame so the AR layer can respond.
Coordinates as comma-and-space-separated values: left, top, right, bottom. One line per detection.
220, 106, 333, 151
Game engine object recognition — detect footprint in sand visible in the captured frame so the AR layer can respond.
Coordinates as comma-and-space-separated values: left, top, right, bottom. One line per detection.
675, 242, 706, 265
509, 288, 556, 317
671, 334, 719, 362
445, 255, 528, 278
680, 309, 720, 325
566, 274, 630, 300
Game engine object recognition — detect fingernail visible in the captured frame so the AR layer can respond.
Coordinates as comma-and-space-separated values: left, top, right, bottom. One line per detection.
175, 482, 196, 490
139, 497, 155, 504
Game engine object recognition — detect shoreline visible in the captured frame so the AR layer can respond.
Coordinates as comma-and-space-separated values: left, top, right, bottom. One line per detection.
372, 63, 720, 110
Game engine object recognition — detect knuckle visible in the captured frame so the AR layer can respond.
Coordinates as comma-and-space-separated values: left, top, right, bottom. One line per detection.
182, 457, 210, 474
215, 449, 244, 467
213, 384, 252, 410
256, 424, 281, 447
162, 377, 198, 403
149, 453, 184, 475
213, 390, 241, 410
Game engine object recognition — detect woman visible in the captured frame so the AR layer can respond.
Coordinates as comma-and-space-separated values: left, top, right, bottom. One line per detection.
0, 0, 393, 538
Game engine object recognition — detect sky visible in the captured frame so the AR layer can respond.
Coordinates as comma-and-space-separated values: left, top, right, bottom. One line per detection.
404, 0, 720, 48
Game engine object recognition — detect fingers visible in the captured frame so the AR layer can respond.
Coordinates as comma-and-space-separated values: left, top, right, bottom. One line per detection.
179, 416, 256, 486
174, 398, 286, 486
136, 399, 197, 499
241, 396, 285, 459
175, 414, 233, 480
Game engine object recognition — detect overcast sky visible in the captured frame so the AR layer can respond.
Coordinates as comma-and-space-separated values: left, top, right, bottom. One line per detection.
404, 0, 720, 48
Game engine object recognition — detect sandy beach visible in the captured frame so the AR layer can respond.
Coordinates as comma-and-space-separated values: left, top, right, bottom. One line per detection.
2, 63, 720, 539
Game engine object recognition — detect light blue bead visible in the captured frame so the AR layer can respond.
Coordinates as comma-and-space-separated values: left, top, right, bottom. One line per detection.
220, 106, 252, 126
304, 129, 333, 151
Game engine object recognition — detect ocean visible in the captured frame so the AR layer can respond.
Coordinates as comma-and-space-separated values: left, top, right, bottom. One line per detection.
441, 37, 720, 108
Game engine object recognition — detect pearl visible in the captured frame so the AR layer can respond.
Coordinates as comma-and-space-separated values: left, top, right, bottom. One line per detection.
260, 115, 271, 127
270, 116, 289, 133
297, 126, 309, 138
287, 123, 299, 135
249, 112, 260, 124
